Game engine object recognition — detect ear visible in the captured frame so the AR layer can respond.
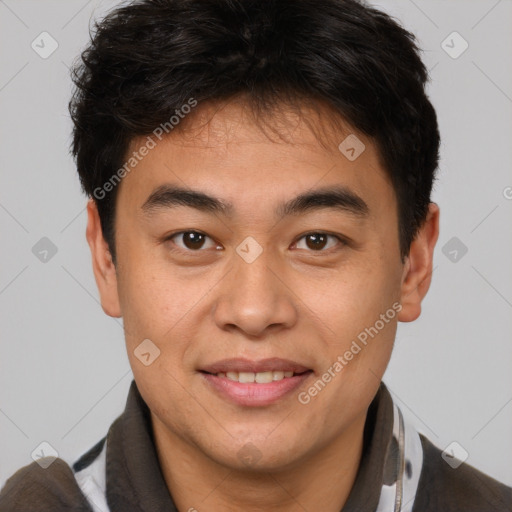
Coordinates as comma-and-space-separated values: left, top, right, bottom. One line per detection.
85, 199, 122, 318
398, 202, 440, 323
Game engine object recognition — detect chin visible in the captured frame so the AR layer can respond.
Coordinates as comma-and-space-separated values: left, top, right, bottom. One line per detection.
205, 436, 307, 473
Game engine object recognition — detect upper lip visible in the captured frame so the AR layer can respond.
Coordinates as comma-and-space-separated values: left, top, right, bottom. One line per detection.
200, 358, 312, 374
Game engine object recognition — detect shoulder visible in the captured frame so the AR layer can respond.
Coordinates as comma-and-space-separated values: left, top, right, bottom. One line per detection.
413, 434, 512, 512
0, 457, 93, 512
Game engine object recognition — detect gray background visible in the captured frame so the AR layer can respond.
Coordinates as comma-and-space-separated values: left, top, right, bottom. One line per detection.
1, 0, 511, 489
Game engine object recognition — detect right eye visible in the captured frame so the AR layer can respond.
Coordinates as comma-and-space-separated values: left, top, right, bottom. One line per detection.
166, 230, 222, 252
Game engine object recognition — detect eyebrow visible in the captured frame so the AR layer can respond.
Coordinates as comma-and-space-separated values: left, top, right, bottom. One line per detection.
141, 184, 369, 219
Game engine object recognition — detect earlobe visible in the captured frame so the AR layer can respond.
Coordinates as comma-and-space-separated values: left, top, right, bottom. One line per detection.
85, 199, 122, 318
397, 202, 440, 323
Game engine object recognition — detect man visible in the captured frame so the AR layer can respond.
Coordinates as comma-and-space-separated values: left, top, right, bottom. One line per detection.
1, 0, 510, 511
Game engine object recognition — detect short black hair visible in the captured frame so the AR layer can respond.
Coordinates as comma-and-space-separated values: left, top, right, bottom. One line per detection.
69, 0, 440, 263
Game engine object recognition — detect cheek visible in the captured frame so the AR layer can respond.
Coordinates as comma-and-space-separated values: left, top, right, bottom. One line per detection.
311, 262, 400, 333
116, 247, 221, 361
117, 241, 181, 318
310, 258, 401, 380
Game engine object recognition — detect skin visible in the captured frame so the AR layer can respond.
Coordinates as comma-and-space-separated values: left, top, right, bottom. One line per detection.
86, 98, 439, 512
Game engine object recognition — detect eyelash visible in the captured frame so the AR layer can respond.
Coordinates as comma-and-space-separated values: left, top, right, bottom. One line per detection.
165, 230, 347, 254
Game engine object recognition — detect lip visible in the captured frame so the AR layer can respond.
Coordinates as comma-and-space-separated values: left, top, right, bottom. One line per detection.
200, 357, 311, 374
201, 371, 313, 407
199, 358, 314, 407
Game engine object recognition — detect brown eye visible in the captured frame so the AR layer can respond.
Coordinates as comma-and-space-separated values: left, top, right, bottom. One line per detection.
295, 232, 342, 252
170, 231, 218, 251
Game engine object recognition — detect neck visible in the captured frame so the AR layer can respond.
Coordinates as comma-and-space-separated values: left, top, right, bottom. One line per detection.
151, 411, 367, 512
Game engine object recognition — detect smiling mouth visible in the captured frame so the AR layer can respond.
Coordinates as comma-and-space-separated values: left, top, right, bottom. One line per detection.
200, 370, 313, 384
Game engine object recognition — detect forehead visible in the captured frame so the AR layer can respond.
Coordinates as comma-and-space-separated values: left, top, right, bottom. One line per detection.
118, 99, 395, 219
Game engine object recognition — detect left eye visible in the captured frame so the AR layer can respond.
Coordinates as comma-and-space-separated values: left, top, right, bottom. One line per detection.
294, 232, 342, 251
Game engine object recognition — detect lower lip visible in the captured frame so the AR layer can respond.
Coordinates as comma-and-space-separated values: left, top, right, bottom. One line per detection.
200, 372, 313, 407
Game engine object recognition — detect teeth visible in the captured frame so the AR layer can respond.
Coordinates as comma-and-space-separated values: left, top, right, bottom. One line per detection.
219, 370, 299, 383
239, 372, 255, 383
255, 371, 273, 383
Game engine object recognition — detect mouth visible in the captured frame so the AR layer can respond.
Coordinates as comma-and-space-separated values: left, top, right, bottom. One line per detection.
198, 358, 314, 406
200, 369, 312, 383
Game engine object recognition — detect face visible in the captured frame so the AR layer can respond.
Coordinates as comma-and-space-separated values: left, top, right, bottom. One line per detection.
87, 99, 438, 472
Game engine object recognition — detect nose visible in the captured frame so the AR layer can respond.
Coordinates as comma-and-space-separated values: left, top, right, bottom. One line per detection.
212, 247, 298, 338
